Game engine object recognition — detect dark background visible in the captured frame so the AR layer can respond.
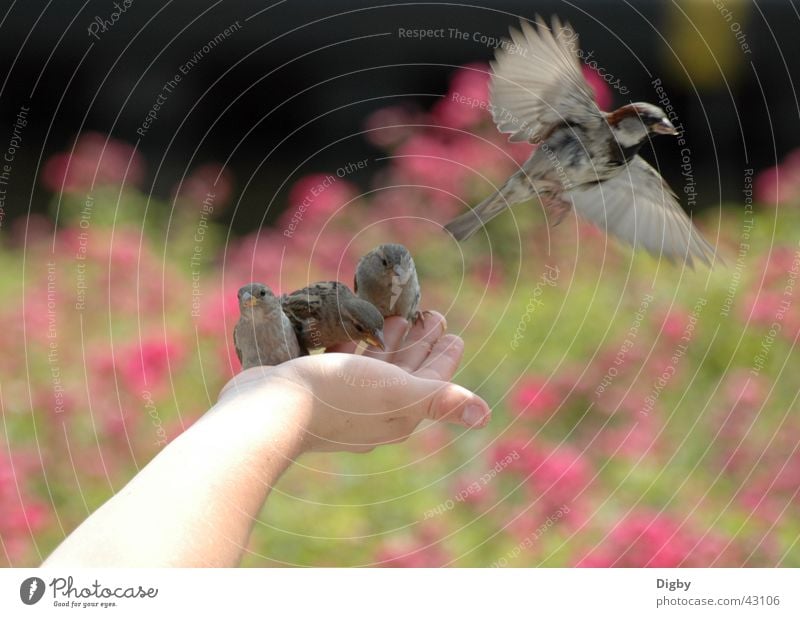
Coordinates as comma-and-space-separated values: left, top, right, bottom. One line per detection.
0, 0, 798, 232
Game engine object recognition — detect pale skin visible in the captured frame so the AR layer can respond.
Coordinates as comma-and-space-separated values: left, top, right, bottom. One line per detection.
42, 312, 490, 567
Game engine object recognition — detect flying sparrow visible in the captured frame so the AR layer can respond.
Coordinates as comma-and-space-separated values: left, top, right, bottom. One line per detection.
443, 16, 716, 267
234, 283, 302, 369
281, 281, 386, 352
354, 243, 426, 324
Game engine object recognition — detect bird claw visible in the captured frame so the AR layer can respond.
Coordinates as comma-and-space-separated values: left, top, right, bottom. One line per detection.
413, 309, 434, 327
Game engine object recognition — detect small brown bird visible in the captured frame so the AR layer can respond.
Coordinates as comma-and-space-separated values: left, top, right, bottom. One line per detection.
233, 283, 302, 369
281, 281, 386, 352
443, 16, 716, 267
354, 243, 424, 323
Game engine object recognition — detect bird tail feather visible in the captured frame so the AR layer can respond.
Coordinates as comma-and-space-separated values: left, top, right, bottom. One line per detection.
444, 173, 531, 241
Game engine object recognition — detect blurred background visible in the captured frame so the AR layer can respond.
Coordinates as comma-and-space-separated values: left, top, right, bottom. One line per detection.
2, 0, 800, 566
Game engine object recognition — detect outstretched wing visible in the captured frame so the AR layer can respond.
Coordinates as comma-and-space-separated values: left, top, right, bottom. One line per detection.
567, 156, 717, 268
490, 16, 603, 143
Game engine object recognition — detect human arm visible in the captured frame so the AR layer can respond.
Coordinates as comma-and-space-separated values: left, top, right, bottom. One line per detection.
42, 313, 489, 567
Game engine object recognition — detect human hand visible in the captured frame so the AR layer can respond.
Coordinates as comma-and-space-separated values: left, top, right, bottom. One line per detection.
218, 311, 490, 453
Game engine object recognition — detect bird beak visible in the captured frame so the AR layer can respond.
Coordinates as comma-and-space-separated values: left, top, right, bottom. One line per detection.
364, 330, 386, 351
241, 291, 257, 308
653, 118, 677, 135
393, 265, 405, 278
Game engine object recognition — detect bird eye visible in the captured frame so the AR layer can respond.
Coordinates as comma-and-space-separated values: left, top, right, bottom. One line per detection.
381, 258, 388, 267
354, 324, 365, 333
260, 289, 267, 297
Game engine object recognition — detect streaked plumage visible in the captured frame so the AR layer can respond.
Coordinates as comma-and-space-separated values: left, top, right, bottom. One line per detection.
281, 281, 386, 351
233, 283, 302, 369
443, 16, 716, 267
354, 244, 423, 323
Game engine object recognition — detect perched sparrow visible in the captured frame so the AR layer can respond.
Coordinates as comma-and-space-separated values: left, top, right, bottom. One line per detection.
444, 16, 716, 267
354, 243, 425, 323
281, 281, 386, 351
233, 283, 302, 369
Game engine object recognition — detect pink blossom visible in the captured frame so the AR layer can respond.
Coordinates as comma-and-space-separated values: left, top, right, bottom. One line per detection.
740, 452, 800, 525
375, 523, 451, 567
364, 105, 421, 148
506, 140, 536, 165
763, 246, 800, 286
754, 148, 800, 205
524, 445, 591, 523
581, 66, 613, 111
575, 510, 739, 567
488, 438, 537, 474
395, 134, 466, 198
742, 290, 784, 325
197, 283, 240, 337
279, 174, 358, 229
657, 308, 689, 342
511, 377, 560, 419
431, 63, 491, 129
42, 132, 145, 193
724, 370, 767, 411
118, 338, 185, 393
451, 474, 495, 506
174, 163, 235, 211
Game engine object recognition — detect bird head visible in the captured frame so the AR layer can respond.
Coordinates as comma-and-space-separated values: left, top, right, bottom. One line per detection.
341, 297, 386, 350
367, 243, 414, 280
237, 283, 276, 312
607, 102, 676, 147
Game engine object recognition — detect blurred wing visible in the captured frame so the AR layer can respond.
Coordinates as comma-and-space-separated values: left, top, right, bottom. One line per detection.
567, 156, 716, 267
491, 16, 602, 143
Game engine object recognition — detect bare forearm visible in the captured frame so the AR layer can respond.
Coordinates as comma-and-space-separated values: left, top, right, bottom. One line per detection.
43, 379, 309, 567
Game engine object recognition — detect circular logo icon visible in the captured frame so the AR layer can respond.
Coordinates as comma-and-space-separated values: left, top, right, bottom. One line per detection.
20, 577, 45, 605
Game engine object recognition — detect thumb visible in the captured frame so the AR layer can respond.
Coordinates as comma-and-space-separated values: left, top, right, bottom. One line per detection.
408, 377, 491, 428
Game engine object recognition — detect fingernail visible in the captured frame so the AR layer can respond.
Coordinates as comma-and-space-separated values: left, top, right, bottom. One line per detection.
462, 403, 486, 427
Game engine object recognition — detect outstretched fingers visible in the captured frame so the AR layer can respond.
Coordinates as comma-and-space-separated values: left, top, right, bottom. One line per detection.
392, 310, 447, 373
412, 334, 464, 381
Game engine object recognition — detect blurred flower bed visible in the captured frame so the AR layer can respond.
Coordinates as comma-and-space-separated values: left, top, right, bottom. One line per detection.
3, 65, 800, 567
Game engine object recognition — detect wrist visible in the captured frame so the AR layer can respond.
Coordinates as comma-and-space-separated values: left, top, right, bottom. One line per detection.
215, 366, 316, 460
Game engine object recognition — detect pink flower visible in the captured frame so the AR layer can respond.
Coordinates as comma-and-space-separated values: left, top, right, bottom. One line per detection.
431, 63, 491, 129
395, 134, 465, 198
174, 163, 234, 212
279, 174, 358, 229
375, 523, 452, 567
575, 510, 738, 567
657, 308, 689, 342
197, 283, 240, 337
525, 445, 591, 520
364, 105, 421, 148
511, 377, 560, 419
42, 132, 145, 193
724, 369, 766, 411
742, 290, 784, 325
451, 475, 495, 506
581, 66, 613, 111
0, 452, 49, 564
739, 451, 800, 525
118, 338, 185, 393
488, 438, 536, 474
754, 149, 800, 205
